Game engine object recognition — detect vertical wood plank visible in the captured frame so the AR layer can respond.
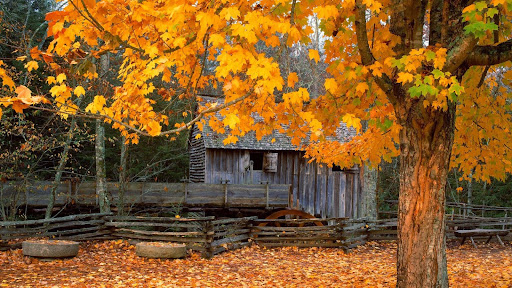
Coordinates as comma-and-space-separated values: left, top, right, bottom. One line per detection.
308, 162, 314, 215
326, 167, 334, 218
345, 172, 353, 218
340, 173, 347, 217
291, 153, 297, 208
298, 156, 304, 210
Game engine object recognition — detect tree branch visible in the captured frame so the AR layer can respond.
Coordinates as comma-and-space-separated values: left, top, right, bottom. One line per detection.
464, 39, 512, 66
354, 0, 394, 101
28, 92, 252, 137
444, 34, 478, 73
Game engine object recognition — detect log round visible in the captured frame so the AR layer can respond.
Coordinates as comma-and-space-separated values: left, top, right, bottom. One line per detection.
135, 242, 186, 259
22, 240, 79, 258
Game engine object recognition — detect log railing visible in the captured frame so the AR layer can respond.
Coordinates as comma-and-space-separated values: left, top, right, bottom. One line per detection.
3, 212, 510, 256
0, 213, 113, 250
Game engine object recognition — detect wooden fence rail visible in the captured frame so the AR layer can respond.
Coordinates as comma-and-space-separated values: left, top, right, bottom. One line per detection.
3, 213, 511, 255
0, 213, 113, 249
367, 216, 512, 241
379, 200, 512, 219
0, 182, 290, 209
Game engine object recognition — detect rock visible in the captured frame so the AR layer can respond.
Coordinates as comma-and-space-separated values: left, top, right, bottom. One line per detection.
135, 242, 186, 259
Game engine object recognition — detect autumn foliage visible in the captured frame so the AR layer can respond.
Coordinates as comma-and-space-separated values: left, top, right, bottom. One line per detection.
0, 0, 509, 179
0, 240, 511, 287
1, 0, 512, 286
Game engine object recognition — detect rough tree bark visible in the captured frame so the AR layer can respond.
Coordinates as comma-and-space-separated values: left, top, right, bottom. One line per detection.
352, 0, 512, 286
395, 102, 455, 287
95, 118, 110, 213
95, 54, 111, 213
117, 136, 128, 215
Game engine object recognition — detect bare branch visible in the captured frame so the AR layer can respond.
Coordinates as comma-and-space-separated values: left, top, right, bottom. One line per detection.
28, 92, 252, 137
464, 39, 512, 66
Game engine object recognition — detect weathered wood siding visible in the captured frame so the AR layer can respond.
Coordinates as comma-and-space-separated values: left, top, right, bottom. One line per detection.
202, 148, 360, 218
189, 125, 206, 183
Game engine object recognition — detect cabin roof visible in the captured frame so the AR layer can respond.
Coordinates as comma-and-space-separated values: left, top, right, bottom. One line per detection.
197, 96, 355, 151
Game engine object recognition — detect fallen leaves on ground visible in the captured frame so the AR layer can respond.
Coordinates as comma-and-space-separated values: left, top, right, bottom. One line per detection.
0, 240, 511, 287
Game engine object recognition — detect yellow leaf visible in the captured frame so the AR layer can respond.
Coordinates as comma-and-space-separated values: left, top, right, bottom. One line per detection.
309, 49, 320, 63
47, 76, 56, 85
324, 78, 337, 93
209, 34, 225, 47
355, 82, 369, 95
16, 56, 27, 61
220, 7, 240, 20
85, 95, 106, 114
25, 61, 39, 72
74, 86, 86, 96
287, 72, 298, 87
342, 113, 362, 133
313, 5, 339, 19
223, 135, 238, 145
56, 73, 67, 83
397, 72, 414, 84
147, 120, 162, 136
195, 133, 202, 139
223, 114, 240, 129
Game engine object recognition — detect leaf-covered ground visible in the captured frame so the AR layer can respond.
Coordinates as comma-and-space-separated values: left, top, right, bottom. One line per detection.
1, 240, 511, 287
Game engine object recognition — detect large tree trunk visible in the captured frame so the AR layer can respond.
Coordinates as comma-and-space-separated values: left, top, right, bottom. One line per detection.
396, 103, 455, 288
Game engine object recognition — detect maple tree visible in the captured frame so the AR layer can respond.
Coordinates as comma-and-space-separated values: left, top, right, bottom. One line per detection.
1, 0, 512, 286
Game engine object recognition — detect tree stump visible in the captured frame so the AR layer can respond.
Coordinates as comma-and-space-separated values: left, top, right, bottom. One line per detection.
135, 242, 186, 259
22, 240, 79, 258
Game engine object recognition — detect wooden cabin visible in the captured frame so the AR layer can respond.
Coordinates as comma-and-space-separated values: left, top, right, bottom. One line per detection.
189, 96, 362, 218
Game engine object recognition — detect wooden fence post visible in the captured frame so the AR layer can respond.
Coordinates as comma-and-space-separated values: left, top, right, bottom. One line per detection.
336, 218, 346, 250
203, 220, 214, 259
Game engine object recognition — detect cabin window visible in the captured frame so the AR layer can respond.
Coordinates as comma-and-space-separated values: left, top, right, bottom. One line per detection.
250, 152, 264, 170
332, 165, 343, 172
263, 152, 278, 172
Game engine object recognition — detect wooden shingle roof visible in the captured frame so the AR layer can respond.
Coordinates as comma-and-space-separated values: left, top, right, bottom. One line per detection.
197, 96, 355, 151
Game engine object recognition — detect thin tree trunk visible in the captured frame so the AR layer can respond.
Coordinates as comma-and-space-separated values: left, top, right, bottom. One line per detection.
117, 135, 128, 215
95, 118, 110, 213
467, 171, 473, 215
95, 53, 111, 214
396, 104, 454, 288
361, 164, 378, 219
45, 97, 82, 219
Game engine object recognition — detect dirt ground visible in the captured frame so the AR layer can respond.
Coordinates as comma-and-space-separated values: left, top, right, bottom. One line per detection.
0, 240, 511, 287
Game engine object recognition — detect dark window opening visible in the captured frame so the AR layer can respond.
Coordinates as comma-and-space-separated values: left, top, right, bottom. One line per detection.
250, 152, 264, 170
332, 165, 343, 172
